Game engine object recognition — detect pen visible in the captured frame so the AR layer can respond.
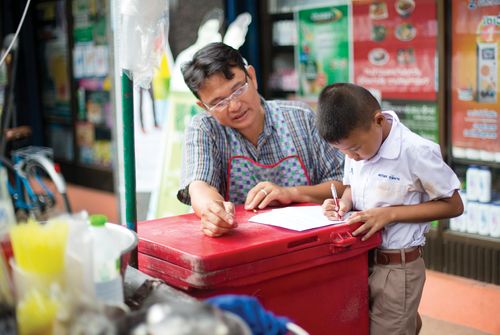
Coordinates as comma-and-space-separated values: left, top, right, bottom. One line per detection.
330, 183, 339, 207
330, 183, 342, 218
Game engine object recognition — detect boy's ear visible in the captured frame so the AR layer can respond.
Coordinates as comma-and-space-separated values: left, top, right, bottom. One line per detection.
373, 111, 385, 126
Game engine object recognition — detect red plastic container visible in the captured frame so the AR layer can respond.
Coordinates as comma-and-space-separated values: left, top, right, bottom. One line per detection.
138, 205, 380, 335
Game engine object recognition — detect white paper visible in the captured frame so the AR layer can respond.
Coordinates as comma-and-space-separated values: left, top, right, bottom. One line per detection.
248, 205, 347, 231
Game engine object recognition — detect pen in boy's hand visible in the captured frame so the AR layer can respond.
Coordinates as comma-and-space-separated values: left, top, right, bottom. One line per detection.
330, 183, 342, 219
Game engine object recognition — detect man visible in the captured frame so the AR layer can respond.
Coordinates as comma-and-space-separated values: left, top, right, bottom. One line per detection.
178, 42, 344, 237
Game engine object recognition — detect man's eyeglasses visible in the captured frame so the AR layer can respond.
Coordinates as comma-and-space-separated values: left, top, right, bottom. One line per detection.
203, 77, 249, 113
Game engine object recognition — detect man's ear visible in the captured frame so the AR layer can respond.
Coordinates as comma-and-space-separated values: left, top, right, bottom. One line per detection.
246, 65, 258, 89
196, 101, 207, 110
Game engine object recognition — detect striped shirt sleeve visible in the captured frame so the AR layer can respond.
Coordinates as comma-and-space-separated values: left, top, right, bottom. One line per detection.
177, 115, 224, 205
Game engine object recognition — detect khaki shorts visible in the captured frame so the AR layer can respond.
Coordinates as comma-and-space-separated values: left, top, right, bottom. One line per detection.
369, 254, 425, 335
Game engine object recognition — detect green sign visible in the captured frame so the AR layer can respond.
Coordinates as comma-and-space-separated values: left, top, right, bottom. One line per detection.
381, 100, 439, 144
297, 5, 351, 97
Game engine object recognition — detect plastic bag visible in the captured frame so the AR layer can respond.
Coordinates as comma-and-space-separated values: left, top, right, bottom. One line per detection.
119, 0, 169, 89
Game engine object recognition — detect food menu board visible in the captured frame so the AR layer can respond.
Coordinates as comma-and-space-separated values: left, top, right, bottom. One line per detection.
450, 1, 500, 162
352, 0, 437, 101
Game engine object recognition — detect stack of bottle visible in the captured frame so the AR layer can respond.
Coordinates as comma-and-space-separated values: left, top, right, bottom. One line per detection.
449, 166, 500, 238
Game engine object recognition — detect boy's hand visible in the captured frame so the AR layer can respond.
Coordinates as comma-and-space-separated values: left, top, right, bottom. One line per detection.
346, 207, 391, 241
322, 198, 351, 220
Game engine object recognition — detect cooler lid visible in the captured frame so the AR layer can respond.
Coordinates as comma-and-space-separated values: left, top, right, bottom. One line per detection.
138, 205, 381, 273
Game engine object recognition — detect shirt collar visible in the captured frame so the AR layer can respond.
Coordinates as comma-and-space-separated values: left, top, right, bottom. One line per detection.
261, 98, 276, 137
370, 110, 401, 162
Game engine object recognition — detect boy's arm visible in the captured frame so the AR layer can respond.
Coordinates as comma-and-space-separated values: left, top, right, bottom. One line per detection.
348, 190, 463, 241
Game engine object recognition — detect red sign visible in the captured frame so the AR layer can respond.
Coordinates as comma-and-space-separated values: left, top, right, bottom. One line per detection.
352, 0, 437, 100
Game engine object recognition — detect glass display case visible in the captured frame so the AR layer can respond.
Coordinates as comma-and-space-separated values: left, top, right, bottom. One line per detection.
35, 0, 114, 191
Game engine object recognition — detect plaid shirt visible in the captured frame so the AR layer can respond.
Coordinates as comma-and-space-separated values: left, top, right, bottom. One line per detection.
177, 99, 344, 205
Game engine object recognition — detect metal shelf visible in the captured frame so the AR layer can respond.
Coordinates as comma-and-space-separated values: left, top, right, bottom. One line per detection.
451, 158, 500, 169
443, 230, 500, 250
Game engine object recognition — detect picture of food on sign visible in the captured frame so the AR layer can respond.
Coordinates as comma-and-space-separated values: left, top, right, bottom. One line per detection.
369, 48, 389, 66
458, 86, 474, 101
395, 0, 415, 17
369, 2, 388, 20
395, 22, 416, 41
372, 25, 387, 42
397, 48, 415, 64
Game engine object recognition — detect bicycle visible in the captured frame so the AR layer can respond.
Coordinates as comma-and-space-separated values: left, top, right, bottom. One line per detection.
0, 146, 72, 222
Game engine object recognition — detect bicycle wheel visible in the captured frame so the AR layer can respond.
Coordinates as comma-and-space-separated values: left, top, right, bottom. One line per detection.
0, 155, 30, 221
19, 154, 72, 216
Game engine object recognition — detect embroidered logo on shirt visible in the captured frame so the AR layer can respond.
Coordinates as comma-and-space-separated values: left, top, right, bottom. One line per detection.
377, 173, 401, 181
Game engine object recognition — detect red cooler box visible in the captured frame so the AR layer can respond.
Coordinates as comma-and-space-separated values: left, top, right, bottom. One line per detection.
138, 205, 380, 335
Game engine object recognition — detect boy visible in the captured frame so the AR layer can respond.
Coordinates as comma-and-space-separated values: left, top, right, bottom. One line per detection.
316, 83, 463, 335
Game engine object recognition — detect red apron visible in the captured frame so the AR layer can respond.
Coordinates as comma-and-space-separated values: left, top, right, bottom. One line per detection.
225, 102, 311, 203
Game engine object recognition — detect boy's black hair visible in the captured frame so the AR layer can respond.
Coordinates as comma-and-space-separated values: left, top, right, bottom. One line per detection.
181, 42, 249, 99
316, 83, 381, 143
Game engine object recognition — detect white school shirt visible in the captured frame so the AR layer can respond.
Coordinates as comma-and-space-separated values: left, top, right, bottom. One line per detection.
343, 111, 460, 249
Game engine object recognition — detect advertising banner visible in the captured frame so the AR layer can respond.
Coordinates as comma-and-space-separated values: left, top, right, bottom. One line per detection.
450, 0, 500, 162
297, 5, 351, 97
381, 100, 439, 143
352, 0, 437, 101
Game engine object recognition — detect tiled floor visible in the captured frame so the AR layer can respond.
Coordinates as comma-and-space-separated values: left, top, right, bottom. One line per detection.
420, 270, 500, 335
61, 183, 500, 335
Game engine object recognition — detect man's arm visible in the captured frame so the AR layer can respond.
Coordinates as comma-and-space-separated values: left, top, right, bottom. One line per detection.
189, 181, 237, 237
244, 180, 345, 210
348, 190, 464, 241
288, 180, 346, 203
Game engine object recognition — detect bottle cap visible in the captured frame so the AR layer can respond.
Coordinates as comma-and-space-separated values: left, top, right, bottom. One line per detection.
90, 214, 108, 227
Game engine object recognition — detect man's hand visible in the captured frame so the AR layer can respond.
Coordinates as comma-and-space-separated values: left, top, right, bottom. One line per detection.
322, 198, 351, 220
200, 200, 237, 237
346, 207, 392, 241
245, 182, 293, 210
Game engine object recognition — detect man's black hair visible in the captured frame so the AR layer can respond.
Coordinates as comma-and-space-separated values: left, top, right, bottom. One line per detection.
181, 42, 248, 99
316, 83, 381, 143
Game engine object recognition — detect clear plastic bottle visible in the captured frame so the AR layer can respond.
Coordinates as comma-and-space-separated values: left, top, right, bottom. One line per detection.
466, 166, 479, 201
89, 214, 123, 305
490, 202, 500, 238
477, 167, 492, 203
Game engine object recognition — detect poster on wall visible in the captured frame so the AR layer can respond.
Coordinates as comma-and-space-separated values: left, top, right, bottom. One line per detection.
352, 0, 437, 101
381, 100, 439, 142
297, 5, 351, 97
450, 0, 500, 162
